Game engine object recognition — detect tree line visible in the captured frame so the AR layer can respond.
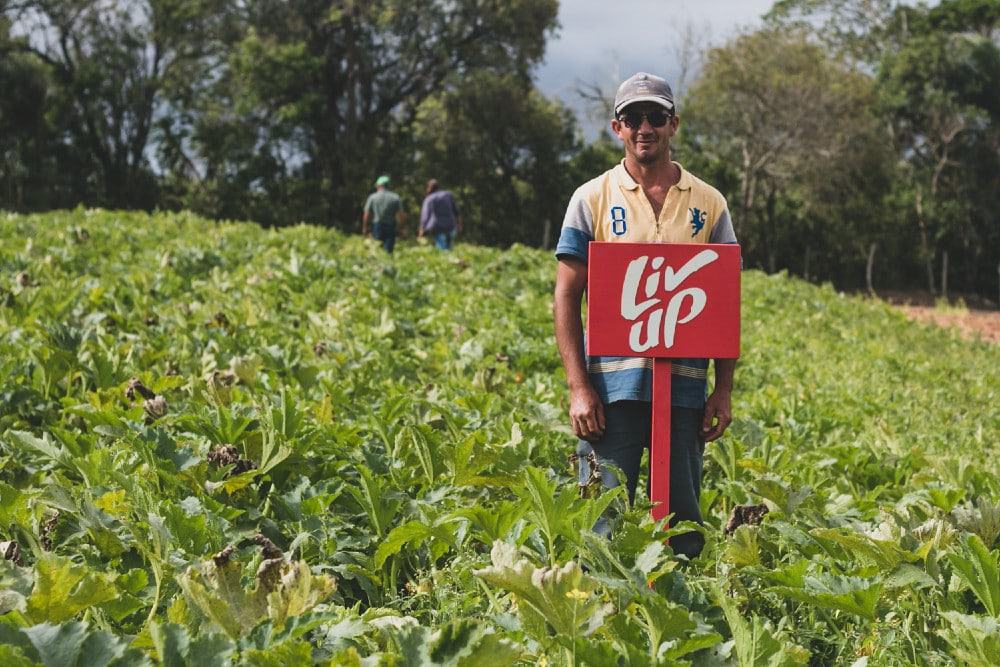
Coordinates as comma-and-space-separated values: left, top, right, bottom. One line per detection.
2, 0, 998, 302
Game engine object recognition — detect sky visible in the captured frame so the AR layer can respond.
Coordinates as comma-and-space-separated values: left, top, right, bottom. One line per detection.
534, 0, 777, 137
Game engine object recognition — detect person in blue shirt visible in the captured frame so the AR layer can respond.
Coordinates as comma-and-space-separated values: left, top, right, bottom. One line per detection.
418, 179, 462, 250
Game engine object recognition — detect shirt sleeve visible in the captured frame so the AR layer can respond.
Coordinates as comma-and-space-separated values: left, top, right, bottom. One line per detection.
420, 197, 430, 229
363, 194, 373, 215
710, 207, 737, 244
555, 188, 594, 263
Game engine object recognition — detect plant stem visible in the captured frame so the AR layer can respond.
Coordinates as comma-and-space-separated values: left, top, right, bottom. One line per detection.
145, 561, 163, 630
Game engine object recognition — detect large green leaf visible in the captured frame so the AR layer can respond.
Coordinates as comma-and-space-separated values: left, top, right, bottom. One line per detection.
373, 517, 460, 568
5, 431, 73, 468
177, 554, 335, 640
473, 541, 610, 640
0, 482, 32, 528
717, 587, 810, 666
25, 554, 118, 624
724, 525, 762, 567
938, 611, 1000, 665
0, 645, 40, 667
241, 639, 313, 667
752, 475, 811, 517
387, 620, 522, 667
19, 622, 146, 667
948, 533, 1000, 616
150, 622, 234, 667
810, 527, 910, 572
770, 574, 883, 620
953, 498, 1000, 548
0, 624, 42, 665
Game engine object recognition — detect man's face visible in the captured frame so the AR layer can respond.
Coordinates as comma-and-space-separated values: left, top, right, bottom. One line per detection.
611, 102, 679, 166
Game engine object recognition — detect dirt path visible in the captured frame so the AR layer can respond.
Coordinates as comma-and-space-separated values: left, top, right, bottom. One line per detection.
897, 305, 1000, 344
874, 291, 1000, 344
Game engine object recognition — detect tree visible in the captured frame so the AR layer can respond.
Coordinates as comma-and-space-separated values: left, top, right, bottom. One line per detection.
411, 73, 578, 248
177, 0, 559, 229
765, 0, 896, 63
765, 0, 1000, 299
3, 0, 235, 209
0, 14, 60, 210
682, 28, 895, 283
878, 1, 1000, 295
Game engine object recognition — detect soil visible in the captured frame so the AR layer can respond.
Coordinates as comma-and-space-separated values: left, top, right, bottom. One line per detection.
873, 290, 1000, 344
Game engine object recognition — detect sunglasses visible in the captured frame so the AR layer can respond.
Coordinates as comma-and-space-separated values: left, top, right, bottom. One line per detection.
617, 109, 672, 129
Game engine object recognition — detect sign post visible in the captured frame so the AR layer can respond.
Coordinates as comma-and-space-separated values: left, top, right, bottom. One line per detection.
586, 242, 740, 522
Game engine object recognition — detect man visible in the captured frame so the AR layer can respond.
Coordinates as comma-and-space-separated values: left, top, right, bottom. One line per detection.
419, 179, 462, 250
553, 72, 738, 559
362, 175, 405, 254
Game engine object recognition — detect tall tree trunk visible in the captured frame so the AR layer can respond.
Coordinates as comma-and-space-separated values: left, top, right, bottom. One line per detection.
738, 142, 756, 237
866, 243, 877, 297
941, 251, 948, 301
765, 186, 777, 274
915, 187, 936, 294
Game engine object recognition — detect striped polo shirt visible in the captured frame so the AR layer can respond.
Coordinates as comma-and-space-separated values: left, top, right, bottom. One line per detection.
555, 160, 737, 408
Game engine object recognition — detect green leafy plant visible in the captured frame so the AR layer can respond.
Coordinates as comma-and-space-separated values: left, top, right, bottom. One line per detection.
0, 210, 998, 663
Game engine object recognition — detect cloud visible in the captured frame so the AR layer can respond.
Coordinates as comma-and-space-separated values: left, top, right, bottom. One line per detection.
534, 0, 772, 136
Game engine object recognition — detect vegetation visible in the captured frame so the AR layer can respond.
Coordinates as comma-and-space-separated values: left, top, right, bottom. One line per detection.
0, 210, 998, 664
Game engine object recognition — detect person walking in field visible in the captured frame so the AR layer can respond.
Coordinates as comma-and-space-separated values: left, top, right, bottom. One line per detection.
553, 72, 739, 559
419, 179, 462, 250
362, 175, 405, 254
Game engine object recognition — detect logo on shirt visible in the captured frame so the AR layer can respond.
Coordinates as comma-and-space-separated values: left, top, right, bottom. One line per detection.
610, 206, 627, 236
689, 207, 706, 237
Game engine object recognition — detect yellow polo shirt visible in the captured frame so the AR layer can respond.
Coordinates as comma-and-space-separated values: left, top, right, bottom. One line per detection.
555, 160, 737, 407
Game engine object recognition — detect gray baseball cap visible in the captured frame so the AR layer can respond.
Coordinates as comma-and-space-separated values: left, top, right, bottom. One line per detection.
613, 72, 675, 116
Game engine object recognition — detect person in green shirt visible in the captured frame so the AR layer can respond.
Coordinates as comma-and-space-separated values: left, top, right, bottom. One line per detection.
362, 175, 405, 254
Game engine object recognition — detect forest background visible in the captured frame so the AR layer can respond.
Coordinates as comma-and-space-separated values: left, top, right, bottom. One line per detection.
1, 0, 999, 302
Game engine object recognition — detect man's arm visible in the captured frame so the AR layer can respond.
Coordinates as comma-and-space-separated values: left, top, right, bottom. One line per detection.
362, 209, 370, 236
554, 257, 605, 441
418, 198, 429, 237
702, 358, 735, 441
703, 203, 738, 441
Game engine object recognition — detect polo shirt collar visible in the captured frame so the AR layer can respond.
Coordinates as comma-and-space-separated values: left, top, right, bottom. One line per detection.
614, 160, 692, 191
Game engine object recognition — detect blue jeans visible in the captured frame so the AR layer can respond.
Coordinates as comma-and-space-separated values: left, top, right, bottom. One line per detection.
434, 230, 455, 250
576, 401, 706, 559
372, 222, 396, 254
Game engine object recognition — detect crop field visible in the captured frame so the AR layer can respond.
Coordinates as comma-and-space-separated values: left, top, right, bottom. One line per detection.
1, 210, 999, 665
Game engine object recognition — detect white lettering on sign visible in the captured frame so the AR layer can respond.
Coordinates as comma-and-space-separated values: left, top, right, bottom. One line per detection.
619, 249, 719, 352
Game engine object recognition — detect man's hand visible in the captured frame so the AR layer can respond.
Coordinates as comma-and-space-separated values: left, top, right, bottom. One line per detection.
569, 383, 605, 442
701, 389, 732, 442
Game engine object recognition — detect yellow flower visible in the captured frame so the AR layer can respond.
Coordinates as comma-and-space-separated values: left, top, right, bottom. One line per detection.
565, 589, 589, 601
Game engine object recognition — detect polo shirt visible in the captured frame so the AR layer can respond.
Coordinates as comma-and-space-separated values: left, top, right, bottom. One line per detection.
364, 189, 402, 226
555, 160, 737, 408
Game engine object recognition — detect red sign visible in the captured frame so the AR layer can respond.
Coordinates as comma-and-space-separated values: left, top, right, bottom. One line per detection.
585, 242, 741, 524
586, 243, 740, 358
